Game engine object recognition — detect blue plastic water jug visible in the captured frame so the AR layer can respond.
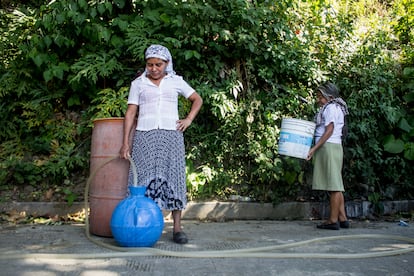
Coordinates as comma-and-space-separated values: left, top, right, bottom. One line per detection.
110, 185, 164, 247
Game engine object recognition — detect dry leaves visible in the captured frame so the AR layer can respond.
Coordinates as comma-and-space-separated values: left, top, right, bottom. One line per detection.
0, 209, 86, 225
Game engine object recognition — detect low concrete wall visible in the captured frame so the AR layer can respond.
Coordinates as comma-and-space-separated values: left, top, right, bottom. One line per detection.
1, 200, 413, 220
183, 201, 311, 220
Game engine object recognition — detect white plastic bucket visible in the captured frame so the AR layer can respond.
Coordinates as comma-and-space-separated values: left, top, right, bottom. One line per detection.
278, 118, 315, 159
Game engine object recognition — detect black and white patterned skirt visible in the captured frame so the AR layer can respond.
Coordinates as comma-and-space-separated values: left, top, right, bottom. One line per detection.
128, 129, 187, 211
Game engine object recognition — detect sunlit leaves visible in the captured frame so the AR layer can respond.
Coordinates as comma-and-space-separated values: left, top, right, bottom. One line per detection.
69, 51, 123, 84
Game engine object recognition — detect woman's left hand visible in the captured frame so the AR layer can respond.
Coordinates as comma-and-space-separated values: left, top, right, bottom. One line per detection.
176, 118, 192, 132
307, 147, 315, 161
177, 91, 202, 132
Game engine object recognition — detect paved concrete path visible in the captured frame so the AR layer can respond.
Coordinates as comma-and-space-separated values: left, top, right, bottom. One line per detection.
1, 219, 414, 275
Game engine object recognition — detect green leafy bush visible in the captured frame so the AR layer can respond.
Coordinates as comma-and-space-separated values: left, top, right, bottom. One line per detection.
0, 0, 413, 204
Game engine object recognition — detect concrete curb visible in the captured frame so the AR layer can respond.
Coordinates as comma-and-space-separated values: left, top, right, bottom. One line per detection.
1, 200, 413, 220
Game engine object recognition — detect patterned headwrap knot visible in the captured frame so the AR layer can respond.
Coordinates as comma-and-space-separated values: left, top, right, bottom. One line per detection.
144, 44, 175, 75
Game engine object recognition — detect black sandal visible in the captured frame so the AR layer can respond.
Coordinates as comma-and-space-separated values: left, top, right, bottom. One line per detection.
173, 232, 188, 244
317, 222, 340, 230
339, 220, 350, 228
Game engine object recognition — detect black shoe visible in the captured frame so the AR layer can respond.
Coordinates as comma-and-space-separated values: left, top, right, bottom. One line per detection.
339, 220, 350, 228
173, 232, 188, 244
317, 222, 340, 230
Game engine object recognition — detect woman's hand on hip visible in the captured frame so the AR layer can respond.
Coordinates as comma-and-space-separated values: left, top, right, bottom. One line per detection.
176, 118, 192, 132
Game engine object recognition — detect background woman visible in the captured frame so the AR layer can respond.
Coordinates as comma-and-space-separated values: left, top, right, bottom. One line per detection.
307, 82, 350, 230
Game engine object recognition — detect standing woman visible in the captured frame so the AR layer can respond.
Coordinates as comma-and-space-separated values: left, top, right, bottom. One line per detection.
120, 44, 203, 244
307, 82, 350, 230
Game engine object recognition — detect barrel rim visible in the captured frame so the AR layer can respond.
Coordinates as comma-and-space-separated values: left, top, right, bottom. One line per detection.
93, 117, 125, 123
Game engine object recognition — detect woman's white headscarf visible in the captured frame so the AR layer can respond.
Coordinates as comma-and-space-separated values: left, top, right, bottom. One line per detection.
144, 44, 175, 75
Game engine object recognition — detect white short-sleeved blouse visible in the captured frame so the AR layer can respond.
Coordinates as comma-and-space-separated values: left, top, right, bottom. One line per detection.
314, 103, 344, 144
127, 74, 195, 131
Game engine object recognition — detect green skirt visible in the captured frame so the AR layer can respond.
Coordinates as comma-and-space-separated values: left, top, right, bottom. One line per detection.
312, 142, 344, 192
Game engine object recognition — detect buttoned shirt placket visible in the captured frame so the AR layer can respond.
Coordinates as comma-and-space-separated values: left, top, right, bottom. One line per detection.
155, 79, 163, 129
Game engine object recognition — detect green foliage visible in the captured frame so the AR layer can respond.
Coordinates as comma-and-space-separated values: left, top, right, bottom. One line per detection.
383, 67, 414, 161
0, 0, 413, 203
90, 87, 129, 119
368, 192, 385, 215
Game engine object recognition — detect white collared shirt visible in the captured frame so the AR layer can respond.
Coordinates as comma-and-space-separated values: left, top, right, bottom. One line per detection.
127, 74, 195, 131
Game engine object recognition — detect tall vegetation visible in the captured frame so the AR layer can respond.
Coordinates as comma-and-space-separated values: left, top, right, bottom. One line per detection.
0, 0, 413, 203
